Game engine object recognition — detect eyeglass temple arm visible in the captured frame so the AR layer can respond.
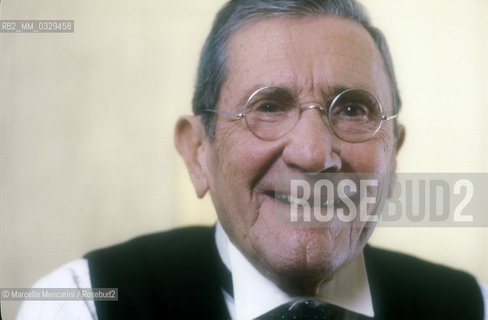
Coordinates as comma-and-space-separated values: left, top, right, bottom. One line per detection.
381, 113, 399, 121
203, 109, 245, 119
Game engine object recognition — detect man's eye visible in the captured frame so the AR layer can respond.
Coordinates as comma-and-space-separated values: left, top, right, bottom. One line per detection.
339, 104, 368, 117
256, 103, 284, 113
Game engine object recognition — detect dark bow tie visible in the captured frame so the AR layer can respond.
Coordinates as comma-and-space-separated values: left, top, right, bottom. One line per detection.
255, 298, 344, 320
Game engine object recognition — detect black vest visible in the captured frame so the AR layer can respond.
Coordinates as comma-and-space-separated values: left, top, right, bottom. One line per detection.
84, 226, 484, 319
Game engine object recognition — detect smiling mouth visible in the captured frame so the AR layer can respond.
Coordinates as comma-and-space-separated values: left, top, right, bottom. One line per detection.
269, 191, 347, 208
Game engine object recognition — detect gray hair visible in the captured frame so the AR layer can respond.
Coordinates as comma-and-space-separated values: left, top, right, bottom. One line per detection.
192, 0, 401, 140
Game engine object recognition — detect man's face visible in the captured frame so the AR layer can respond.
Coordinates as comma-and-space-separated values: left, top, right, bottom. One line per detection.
202, 16, 399, 289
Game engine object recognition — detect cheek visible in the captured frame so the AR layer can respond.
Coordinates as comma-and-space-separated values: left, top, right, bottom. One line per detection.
215, 129, 280, 186
344, 146, 386, 173
342, 131, 395, 174
211, 130, 283, 228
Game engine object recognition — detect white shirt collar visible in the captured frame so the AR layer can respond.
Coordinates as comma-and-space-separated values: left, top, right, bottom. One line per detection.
215, 222, 375, 320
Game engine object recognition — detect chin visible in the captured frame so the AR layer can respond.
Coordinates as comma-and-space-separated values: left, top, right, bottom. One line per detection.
263, 240, 364, 296
254, 226, 362, 282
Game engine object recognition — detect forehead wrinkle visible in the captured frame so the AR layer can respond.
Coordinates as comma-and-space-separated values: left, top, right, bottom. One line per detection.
290, 39, 382, 102
224, 15, 391, 110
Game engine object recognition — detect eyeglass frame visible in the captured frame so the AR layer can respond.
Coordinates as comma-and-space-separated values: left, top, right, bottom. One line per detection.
203, 86, 399, 143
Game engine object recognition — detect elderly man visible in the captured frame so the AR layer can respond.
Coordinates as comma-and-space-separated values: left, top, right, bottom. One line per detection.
18, 0, 486, 319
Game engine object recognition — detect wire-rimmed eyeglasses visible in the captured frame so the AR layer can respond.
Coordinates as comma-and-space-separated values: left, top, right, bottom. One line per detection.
203, 86, 398, 143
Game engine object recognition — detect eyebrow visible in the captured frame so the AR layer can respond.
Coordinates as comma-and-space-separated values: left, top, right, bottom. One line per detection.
322, 86, 360, 104
227, 84, 270, 112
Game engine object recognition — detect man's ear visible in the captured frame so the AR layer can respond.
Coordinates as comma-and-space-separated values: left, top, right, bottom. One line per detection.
388, 124, 406, 197
395, 124, 406, 153
174, 116, 210, 198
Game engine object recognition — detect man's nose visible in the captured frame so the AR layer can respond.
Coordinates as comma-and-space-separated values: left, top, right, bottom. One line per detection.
281, 108, 342, 173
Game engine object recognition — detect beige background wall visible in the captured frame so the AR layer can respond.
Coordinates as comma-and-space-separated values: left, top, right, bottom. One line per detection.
1, 0, 487, 318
